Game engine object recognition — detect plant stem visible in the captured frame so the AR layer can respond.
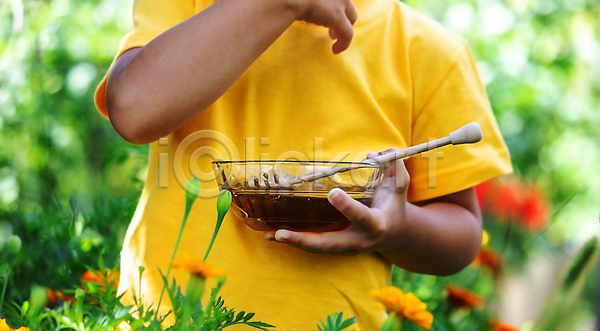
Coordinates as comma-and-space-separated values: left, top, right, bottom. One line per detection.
203, 213, 224, 261
155, 198, 195, 319
0, 269, 11, 315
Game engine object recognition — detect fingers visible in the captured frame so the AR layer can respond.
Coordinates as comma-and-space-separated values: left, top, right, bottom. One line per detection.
330, 2, 356, 54
346, 1, 358, 25
328, 188, 386, 234
272, 229, 365, 255
262, 188, 381, 254
367, 148, 410, 191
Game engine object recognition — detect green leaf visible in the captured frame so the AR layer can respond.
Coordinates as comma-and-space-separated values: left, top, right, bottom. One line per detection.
98, 254, 105, 273
245, 321, 276, 330
20, 301, 29, 318
235, 311, 245, 321
561, 237, 598, 292
327, 314, 334, 330
339, 316, 357, 330
317, 312, 356, 331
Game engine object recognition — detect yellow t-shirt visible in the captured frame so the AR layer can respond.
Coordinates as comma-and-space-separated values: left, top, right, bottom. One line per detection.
95, 0, 512, 329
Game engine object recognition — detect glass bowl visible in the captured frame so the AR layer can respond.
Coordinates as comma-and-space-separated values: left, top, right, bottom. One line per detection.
212, 160, 382, 232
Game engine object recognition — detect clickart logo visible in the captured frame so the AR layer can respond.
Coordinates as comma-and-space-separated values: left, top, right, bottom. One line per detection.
156, 130, 444, 199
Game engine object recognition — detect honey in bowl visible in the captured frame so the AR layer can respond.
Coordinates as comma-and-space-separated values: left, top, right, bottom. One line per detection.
213, 161, 382, 232
231, 193, 374, 232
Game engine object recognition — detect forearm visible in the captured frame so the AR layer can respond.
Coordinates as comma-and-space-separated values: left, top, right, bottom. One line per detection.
106, 0, 297, 143
378, 202, 482, 276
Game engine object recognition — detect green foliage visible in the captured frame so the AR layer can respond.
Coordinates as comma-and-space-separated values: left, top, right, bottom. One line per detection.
1, 0, 145, 307
1, 188, 273, 331
3, 263, 274, 331
534, 237, 599, 331
561, 237, 598, 292
403, 0, 600, 245
392, 266, 495, 331
1, 195, 135, 304
1, 0, 599, 329
0, 0, 146, 213
316, 312, 356, 331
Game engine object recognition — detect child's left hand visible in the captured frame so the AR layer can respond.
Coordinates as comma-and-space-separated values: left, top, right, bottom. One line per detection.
264, 148, 411, 256
263, 148, 483, 275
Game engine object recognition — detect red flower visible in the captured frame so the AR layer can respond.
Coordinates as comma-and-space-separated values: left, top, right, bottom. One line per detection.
475, 178, 550, 232
495, 181, 522, 221
520, 187, 549, 232
445, 285, 484, 309
474, 180, 494, 213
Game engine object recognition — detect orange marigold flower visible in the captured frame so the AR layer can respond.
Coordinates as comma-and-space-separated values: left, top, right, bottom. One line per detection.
473, 245, 504, 278
490, 320, 520, 331
172, 252, 226, 279
81, 270, 120, 287
445, 285, 484, 309
45, 288, 75, 308
0, 318, 29, 331
370, 286, 433, 330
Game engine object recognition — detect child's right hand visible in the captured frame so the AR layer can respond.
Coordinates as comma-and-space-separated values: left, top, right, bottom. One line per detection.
287, 0, 358, 54
106, 0, 358, 145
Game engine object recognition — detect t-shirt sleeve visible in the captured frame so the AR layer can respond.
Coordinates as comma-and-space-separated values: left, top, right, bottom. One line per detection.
94, 0, 196, 118
405, 41, 512, 202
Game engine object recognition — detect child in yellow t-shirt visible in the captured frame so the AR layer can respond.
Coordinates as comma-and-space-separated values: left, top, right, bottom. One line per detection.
95, 0, 512, 329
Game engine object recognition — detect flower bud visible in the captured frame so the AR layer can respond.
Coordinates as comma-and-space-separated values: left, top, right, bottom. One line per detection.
0, 221, 13, 251
75, 288, 85, 301
185, 177, 201, 204
216, 190, 232, 216
7, 235, 21, 254
29, 285, 48, 313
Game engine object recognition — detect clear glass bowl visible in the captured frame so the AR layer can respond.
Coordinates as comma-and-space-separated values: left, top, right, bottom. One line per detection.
212, 160, 382, 232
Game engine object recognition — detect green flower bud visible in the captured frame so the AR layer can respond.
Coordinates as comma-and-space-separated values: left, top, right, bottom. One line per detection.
0, 221, 13, 251
185, 177, 201, 204
216, 190, 232, 216
75, 288, 85, 301
185, 274, 206, 305
7, 234, 21, 254
183, 177, 201, 222
203, 190, 232, 261
29, 285, 48, 313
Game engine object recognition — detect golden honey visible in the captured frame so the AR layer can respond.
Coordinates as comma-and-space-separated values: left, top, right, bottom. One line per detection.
231, 192, 373, 232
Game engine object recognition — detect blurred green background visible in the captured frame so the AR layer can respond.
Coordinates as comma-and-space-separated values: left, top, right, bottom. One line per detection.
0, 0, 599, 329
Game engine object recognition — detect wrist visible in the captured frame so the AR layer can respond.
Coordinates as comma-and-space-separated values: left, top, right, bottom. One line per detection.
280, 0, 304, 20
371, 201, 412, 254
391, 201, 416, 250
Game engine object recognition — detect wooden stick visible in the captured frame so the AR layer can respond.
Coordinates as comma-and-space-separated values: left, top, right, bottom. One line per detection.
289, 122, 483, 185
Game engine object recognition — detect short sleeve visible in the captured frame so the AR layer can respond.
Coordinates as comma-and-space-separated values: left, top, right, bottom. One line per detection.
94, 0, 196, 118
405, 43, 512, 202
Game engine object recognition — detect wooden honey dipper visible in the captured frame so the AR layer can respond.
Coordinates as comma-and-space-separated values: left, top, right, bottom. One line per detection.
285, 122, 483, 186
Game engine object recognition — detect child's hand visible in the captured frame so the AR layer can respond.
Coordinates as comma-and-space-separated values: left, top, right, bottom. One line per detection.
264, 148, 483, 275
289, 0, 358, 53
265, 148, 410, 256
